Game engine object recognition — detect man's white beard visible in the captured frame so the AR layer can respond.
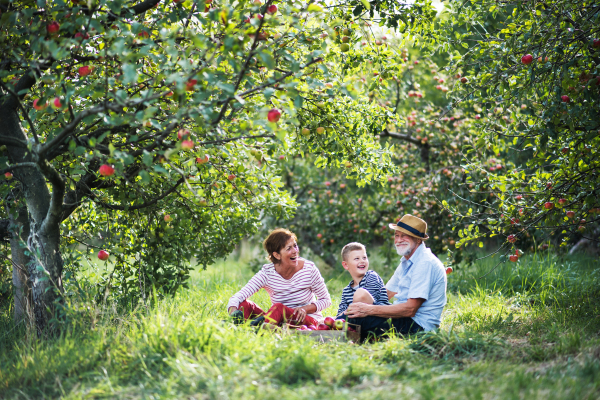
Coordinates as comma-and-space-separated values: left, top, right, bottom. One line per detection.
396, 242, 415, 257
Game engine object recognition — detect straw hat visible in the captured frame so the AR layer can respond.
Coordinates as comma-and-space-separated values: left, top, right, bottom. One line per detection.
388, 214, 429, 240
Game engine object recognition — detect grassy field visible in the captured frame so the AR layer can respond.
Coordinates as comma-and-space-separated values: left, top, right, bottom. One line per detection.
1, 245, 599, 399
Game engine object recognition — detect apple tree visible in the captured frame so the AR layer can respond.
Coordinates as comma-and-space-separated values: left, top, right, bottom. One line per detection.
435, 0, 600, 259
0, 0, 402, 334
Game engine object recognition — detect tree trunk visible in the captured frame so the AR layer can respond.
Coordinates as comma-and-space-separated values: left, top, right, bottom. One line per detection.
9, 205, 32, 326
1, 98, 64, 336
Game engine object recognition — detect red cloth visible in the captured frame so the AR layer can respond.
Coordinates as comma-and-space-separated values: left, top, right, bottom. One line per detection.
264, 302, 319, 326
237, 300, 318, 326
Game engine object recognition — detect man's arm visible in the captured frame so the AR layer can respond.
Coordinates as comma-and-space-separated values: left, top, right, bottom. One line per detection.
345, 298, 425, 319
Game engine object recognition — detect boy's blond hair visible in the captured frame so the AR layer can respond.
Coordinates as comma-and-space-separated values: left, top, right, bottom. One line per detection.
341, 242, 367, 262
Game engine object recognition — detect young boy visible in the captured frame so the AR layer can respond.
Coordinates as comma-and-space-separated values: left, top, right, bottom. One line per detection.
336, 242, 390, 318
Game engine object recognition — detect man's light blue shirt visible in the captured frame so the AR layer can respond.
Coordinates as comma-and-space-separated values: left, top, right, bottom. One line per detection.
385, 243, 447, 331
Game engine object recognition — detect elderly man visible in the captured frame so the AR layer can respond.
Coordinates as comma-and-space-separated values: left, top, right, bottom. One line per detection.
345, 214, 447, 340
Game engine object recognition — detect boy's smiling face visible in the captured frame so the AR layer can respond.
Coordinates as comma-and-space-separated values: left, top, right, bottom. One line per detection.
342, 249, 369, 284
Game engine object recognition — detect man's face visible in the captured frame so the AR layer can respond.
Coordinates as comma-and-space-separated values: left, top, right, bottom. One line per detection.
394, 231, 419, 257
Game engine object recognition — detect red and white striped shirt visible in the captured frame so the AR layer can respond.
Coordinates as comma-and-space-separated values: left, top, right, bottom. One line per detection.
227, 259, 332, 322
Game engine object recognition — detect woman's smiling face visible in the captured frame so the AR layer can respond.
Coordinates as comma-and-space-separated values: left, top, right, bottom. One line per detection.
273, 238, 299, 267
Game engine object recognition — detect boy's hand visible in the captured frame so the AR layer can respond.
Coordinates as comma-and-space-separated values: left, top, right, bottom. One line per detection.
344, 302, 373, 318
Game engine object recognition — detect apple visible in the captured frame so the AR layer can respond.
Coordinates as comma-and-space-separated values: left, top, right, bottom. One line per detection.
566, 210, 575, 218
324, 317, 335, 328
185, 79, 197, 91
5, 172, 13, 180
340, 183, 346, 189
340, 43, 350, 52
308, 325, 317, 330
138, 31, 150, 38
267, 108, 281, 123
375, 40, 382, 46
507, 234, 517, 243
78, 66, 93, 77
324, 181, 331, 186
316, 127, 325, 134
558, 198, 567, 205
578, 225, 585, 232
99, 164, 115, 177
544, 202, 554, 210
515, 195, 523, 200
301, 128, 310, 136
561, 147, 569, 154
98, 250, 109, 261
593, 39, 600, 48
164, 214, 173, 223
47, 21, 60, 35
509, 254, 518, 262
521, 54, 533, 65
228, 174, 236, 181
334, 319, 345, 330
345, 161, 352, 168
196, 154, 210, 164
53, 97, 63, 109
74, 32, 90, 40
181, 140, 194, 150
316, 233, 323, 239
561, 95, 570, 103
460, 77, 468, 83
316, 323, 330, 331
341, 36, 350, 43
298, 325, 308, 330
33, 99, 47, 111
177, 129, 190, 140
267, 4, 277, 14
445, 266, 453, 274
519, 208, 524, 216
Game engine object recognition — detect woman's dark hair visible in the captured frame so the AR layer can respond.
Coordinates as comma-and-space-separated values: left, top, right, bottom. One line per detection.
263, 228, 297, 264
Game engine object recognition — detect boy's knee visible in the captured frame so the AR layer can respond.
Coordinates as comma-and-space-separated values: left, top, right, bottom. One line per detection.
353, 288, 374, 304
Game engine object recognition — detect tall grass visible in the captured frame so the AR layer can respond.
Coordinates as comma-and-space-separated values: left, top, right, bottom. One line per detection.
0, 247, 599, 399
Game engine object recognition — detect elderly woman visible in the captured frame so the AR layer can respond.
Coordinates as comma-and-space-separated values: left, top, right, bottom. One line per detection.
227, 228, 332, 327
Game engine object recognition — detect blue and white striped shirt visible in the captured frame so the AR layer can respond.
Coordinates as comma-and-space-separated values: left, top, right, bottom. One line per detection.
336, 270, 390, 316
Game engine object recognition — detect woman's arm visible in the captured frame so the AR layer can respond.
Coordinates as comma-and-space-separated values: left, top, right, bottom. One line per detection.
226, 269, 268, 314
309, 265, 332, 312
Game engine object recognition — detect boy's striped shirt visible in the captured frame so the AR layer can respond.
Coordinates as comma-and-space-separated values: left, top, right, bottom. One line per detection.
336, 270, 390, 316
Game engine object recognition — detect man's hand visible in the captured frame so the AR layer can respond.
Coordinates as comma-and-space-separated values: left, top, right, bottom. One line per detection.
344, 302, 374, 318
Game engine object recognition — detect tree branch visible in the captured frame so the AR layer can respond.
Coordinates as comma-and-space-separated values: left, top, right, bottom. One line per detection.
89, 177, 185, 211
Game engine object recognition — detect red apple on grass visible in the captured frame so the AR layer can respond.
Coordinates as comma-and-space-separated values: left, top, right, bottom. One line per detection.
99, 164, 115, 177
316, 323, 330, 331
324, 317, 335, 328
334, 319, 345, 330
98, 250, 109, 261
308, 325, 317, 330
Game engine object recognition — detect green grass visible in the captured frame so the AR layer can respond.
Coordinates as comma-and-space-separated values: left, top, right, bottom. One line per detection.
1, 247, 599, 399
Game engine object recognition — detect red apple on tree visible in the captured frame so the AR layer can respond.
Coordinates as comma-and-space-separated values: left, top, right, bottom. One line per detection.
5, 172, 13, 180
98, 250, 109, 261
33, 99, 47, 111
185, 79, 198, 91
445, 266, 453, 274
99, 164, 115, 177
267, 108, 281, 122
267, 4, 278, 14
507, 234, 517, 243
196, 154, 210, 164
178, 129, 190, 140
593, 39, 600, 48
566, 210, 575, 218
509, 254, 518, 262
561, 95, 570, 103
53, 97, 63, 109
164, 214, 173, 222
47, 21, 60, 35
544, 202, 554, 210
558, 198, 567, 205
228, 174, 236, 181
78, 66, 93, 77
521, 54, 533, 65
181, 140, 194, 150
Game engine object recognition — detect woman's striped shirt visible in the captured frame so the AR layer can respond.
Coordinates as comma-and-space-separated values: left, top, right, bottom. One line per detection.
227, 259, 332, 322
336, 270, 390, 316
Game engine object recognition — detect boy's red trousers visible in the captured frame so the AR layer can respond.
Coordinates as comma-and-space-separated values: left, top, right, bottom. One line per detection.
237, 300, 319, 326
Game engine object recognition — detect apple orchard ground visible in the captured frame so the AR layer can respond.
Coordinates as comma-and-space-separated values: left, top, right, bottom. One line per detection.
1, 247, 599, 399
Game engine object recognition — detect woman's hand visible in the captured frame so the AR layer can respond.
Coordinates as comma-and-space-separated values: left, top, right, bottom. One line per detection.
292, 307, 307, 322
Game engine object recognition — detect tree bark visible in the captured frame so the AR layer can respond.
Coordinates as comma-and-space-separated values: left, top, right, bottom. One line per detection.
8, 206, 32, 326
1, 92, 64, 336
